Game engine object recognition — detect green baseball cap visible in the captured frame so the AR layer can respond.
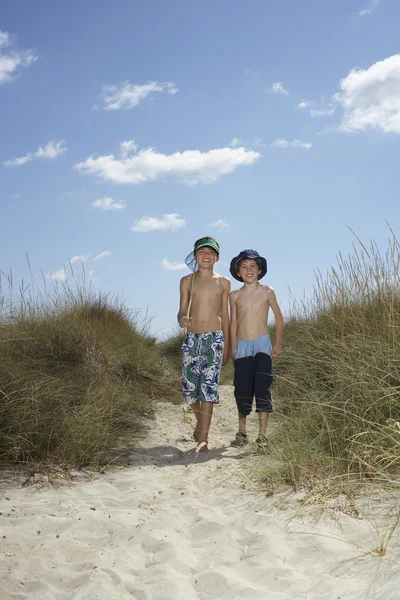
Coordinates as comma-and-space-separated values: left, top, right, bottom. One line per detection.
185, 237, 220, 271
193, 237, 220, 255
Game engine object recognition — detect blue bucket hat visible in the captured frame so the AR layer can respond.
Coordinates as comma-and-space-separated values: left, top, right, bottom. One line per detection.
229, 249, 267, 282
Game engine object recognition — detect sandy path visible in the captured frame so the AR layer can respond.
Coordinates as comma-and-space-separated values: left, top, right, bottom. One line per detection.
1, 385, 399, 600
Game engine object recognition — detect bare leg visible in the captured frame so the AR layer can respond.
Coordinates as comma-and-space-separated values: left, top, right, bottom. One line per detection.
238, 412, 247, 435
230, 411, 249, 447
190, 401, 201, 442
198, 401, 213, 442
195, 402, 214, 453
258, 412, 269, 438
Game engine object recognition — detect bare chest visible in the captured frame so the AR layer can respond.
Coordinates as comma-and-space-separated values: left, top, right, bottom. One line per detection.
237, 293, 269, 314
192, 279, 223, 303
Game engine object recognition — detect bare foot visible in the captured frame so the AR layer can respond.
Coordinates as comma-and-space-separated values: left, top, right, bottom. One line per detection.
194, 441, 208, 454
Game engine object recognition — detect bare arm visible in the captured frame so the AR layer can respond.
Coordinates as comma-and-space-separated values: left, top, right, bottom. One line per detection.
267, 288, 283, 358
177, 276, 191, 328
229, 292, 237, 360
221, 278, 231, 365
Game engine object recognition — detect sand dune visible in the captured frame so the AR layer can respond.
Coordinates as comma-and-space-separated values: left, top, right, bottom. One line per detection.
1, 385, 399, 600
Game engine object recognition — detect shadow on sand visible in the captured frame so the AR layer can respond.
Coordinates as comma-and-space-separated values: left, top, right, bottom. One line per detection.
125, 444, 253, 467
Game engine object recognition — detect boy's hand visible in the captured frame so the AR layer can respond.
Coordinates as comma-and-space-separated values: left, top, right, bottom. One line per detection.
179, 316, 192, 329
222, 347, 230, 366
271, 345, 281, 359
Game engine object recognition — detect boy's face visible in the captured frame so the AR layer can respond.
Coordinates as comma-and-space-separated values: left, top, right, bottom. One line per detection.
195, 246, 219, 268
237, 259, 261, 282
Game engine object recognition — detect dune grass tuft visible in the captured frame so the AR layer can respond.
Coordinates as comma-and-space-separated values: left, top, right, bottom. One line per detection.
266, 229, 400, 492
0, 272, 179, 468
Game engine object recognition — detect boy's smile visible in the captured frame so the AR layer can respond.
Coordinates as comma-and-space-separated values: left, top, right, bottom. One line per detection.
238, 260, 261, 282
195, 246, 218, 267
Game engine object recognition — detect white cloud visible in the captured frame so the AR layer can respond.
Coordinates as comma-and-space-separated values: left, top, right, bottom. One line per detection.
132, 213, 185, 233
297, 100, 310, 109
229, 136, 265, 150
335, 54, 400, 133
98, 80, 178, 110
271, 139, 312, 149
270, 82, 288, 95
0, 31, 11, 48
75, 141, 261, 185
310, 107, 336, 118
161, 258, 187, 271
35, 142, 66, 159
4, 141, 67, 167
0, 30, 38, 84
5, 154, 31, 167
359, 0, 380, 16
91, 196, 126, 210
208, 219, 231, 231
93, 251, 111, 261
70, 254, 90, 264
50, 268, 67, 282
120, 140, 138, 157
297, 99, 335, 118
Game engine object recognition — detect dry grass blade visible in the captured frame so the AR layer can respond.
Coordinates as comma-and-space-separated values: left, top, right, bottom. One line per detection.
256, 226, 400, 499
0, 265, 180, 470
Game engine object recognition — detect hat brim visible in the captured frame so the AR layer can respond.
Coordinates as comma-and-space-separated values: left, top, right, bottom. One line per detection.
229, 255, 267, 282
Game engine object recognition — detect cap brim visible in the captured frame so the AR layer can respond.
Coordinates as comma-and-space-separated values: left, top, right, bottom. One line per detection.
193, 239, 220, 255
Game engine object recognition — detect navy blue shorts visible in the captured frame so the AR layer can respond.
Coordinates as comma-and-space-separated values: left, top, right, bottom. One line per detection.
234, 334, 273, 416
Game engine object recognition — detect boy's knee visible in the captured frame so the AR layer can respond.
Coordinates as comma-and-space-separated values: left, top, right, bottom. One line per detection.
255, 393, 273, 413
235, 397, 252, 417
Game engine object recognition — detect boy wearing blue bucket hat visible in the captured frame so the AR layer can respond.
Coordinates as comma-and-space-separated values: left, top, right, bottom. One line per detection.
178, 236, 230, 454
229, 249, 283, 449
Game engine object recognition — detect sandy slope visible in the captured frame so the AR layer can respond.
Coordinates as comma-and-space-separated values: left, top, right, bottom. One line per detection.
1, 385, 399, 600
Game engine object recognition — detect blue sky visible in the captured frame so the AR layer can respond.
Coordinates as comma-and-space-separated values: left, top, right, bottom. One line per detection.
1, 0, 400, 337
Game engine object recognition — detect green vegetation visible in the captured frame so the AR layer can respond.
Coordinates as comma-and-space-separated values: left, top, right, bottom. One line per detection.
0, 273, 179, 468
7, 226, 399, 489
268, 230, 400, 491
159, 328, 184, 371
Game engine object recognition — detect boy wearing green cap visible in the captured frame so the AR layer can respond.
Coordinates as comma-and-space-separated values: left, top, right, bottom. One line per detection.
178, 236, 230, 453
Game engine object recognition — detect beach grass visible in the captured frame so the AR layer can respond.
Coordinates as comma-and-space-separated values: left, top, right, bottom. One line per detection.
263, 229, 400, 492
0, 269, 179, 468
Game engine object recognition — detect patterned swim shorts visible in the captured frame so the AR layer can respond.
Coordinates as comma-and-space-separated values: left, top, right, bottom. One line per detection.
182, 330, 224, 404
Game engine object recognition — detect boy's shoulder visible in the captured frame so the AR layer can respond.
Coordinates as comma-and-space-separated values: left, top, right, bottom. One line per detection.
260, 284, 277, 299
180, 272, 230, 286
230, 283, 273, 293
261, 283, 274, 293
229, 287, 242, 298
230, 284, 275, 299
179, 273, 195, 289
213, 272, 230, 293
215, 272, 230, 284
